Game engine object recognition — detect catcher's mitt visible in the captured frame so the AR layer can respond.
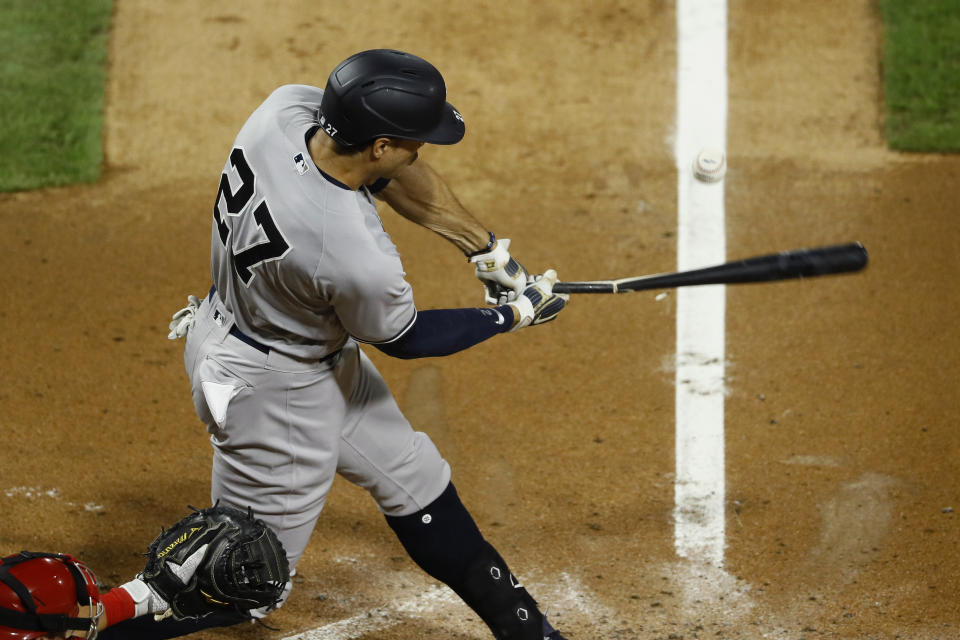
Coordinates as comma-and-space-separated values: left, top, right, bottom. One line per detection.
140, 503, 290, 620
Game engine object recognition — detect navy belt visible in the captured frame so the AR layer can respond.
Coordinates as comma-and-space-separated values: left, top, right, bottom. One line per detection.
228, 324, 269, 354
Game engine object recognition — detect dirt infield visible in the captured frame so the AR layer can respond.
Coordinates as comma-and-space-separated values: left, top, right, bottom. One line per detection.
1, 1, 958, 638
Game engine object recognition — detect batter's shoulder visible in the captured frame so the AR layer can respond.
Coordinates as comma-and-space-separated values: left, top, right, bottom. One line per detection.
268, 84, 325, 104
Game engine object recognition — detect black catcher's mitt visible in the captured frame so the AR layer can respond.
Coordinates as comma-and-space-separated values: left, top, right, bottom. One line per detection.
140, 503, 290, 620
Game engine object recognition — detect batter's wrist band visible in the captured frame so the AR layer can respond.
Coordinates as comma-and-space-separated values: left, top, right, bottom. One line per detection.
465, 232, 496, 259
101, 587, 136, 624
495, 304, 517, 331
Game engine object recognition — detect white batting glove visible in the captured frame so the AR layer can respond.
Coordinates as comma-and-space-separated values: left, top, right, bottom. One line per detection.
469, 238, 529, 305
507, 269, 569, 332
168, 295, 201, 340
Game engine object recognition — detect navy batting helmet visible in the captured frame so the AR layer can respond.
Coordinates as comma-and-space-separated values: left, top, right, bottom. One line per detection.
318, 49, 465, 148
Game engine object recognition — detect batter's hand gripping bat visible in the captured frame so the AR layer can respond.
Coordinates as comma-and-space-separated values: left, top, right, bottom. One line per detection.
552, 242, 868, 294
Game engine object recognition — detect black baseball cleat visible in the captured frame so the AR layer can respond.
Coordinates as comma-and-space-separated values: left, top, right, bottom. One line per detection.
543, 616, 568, 640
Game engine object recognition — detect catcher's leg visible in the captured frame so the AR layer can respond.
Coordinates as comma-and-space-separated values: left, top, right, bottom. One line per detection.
96, 609, 248, 640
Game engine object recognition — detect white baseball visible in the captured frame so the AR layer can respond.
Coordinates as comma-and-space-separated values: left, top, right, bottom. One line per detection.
692, 148, 726, 183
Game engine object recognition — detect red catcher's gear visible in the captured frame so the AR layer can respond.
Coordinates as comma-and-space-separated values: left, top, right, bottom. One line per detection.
0, 552, 101, 639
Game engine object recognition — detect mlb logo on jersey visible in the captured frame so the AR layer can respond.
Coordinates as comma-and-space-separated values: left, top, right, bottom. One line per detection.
294, 152, 308, 176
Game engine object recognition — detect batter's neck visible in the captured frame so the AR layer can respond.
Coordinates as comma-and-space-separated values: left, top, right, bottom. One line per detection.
308, 132, 371, 190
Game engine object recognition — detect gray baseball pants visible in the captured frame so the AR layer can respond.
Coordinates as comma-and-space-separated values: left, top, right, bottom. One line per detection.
182, 291, 451, 573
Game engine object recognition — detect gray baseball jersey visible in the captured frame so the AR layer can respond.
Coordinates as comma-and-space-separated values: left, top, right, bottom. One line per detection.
211, 84, 416, 359
181, 85, 451, 582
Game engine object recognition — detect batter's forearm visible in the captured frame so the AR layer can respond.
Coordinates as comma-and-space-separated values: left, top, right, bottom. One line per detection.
380, 161, 492, 255
373, 306, 515, 359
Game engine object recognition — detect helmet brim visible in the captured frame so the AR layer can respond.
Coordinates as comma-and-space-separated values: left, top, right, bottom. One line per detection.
416, 102, 465, 145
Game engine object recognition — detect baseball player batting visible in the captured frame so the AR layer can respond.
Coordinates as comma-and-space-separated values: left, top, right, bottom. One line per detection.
140, 49, 571, 640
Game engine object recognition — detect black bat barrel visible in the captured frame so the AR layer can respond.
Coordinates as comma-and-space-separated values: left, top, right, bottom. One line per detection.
554, 242, 868, 294
675, 242, 868, 286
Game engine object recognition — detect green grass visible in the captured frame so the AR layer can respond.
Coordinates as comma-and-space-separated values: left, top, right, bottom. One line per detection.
881, 0, 960, 151
0, 1, 954, 187
0, 0, 112, 191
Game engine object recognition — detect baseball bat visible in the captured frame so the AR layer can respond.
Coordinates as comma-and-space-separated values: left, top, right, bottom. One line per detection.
552, 242, 868, 294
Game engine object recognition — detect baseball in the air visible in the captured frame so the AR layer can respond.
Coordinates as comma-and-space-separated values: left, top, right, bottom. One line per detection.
692, 148, 726, 183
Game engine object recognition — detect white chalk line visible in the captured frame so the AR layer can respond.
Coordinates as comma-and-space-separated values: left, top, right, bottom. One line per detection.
674, 0, 728, 571
281, 583, 465, 640
3, 485, 103, 512
281, 568, 614, 640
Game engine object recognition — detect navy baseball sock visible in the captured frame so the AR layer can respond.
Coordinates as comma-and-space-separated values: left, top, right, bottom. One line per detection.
385, 482, 485, 584
386, 482, 553, 639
